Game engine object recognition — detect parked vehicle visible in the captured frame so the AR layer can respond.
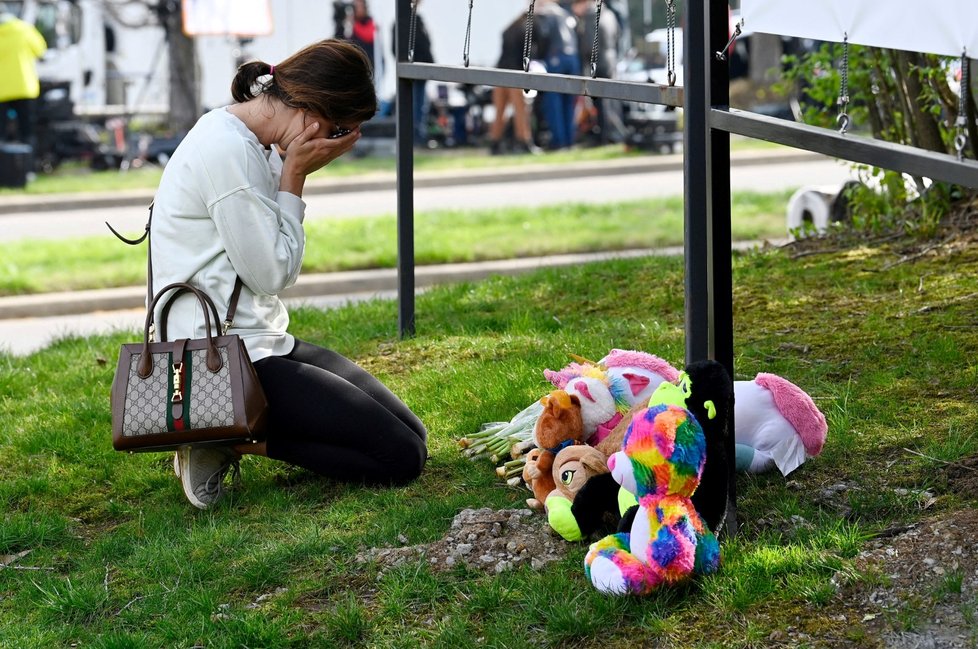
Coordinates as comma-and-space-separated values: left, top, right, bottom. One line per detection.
615, 28, 683, 153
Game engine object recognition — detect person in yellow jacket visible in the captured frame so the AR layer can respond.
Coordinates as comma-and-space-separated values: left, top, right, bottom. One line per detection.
0, 6, 47, 161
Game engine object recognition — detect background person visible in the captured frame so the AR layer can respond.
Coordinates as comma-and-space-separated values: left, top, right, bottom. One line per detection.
487, 14, 539, 155
533, 0, 580, 150
390, 0, 434, 146
0, 4, 47, 170
348, 0, 384, 95
151, 39, 428, 509
570, 0, 624, 145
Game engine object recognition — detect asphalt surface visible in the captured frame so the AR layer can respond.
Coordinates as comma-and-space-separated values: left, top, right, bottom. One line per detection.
0, 148, 853, 241
0, 148, 850, 356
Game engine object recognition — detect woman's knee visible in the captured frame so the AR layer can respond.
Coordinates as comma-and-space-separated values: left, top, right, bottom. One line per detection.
383, 434, 428, 485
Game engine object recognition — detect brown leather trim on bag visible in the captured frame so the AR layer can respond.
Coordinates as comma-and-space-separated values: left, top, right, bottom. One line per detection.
106, 202, 154, 308
225, 277, 243, 326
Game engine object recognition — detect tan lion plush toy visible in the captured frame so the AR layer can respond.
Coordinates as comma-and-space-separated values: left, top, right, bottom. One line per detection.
521, 390, 585, 510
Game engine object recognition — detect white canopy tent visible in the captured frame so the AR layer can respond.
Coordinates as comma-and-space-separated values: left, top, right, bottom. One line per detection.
741, 0, 978, 57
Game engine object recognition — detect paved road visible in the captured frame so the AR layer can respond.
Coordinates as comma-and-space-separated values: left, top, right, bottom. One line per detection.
0, 154, 854, 242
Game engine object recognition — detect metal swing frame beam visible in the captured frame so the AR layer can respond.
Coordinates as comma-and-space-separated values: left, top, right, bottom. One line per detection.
394, 0, 978, 536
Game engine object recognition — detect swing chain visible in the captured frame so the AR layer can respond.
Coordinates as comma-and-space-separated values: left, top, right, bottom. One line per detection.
407, 0, 418, 63
666, 0, 677, 86
716, 18, 743, 62
837, 33, 850, 134
522, 0, 537, 73
463, 0, 474, 67
589, 0, 604, 78
955, 49, 969, 160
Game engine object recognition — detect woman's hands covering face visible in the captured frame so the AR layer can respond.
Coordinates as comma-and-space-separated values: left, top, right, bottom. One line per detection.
283, 117, 360, 178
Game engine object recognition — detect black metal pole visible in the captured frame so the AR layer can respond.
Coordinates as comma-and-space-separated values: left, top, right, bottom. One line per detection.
397, 63, 683, 107
684, 0, 735, 537
711, 108, 978, 189
395, 0, 416, 337
684, 0, 712, 366
709, 2, 732, 380
710, 0, 735, 540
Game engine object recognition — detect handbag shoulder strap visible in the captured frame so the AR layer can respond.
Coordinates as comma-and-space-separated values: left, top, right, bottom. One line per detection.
108, 203, 244, 331
225, 277, 243, 334
106, 202, 154, 309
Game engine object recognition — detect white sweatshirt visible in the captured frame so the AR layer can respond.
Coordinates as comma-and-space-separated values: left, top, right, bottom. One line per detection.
150, 107, 306, 361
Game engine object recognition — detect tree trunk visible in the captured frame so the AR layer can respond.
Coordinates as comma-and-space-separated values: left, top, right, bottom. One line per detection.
966, 58, 977, 160
896, 51, 945, 154
749, 34, 782, 83
161, 0, 199, 132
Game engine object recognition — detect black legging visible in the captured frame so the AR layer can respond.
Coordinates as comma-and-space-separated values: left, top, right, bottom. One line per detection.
254, 339, 427, 485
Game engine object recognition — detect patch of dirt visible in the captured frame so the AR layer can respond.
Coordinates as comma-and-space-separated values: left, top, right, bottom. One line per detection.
355, 507, 568, 574
833, 508, 978, 648
801, 195, 978, 251
357, 502, 978, 647
947, 456, 978, 498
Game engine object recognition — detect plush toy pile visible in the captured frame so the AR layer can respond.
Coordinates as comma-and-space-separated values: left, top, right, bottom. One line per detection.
458, 349, 829, 547
456, 349, 830, 597
461, 350, 826, 474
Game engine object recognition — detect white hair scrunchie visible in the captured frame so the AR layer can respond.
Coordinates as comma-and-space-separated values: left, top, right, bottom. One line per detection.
250, 73, 274, 96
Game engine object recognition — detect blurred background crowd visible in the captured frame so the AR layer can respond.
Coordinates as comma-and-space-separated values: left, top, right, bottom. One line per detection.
0, 0, 815, 185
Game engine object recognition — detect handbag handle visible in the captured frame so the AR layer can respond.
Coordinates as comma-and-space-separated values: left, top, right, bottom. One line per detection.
157, 287, 222, 342
138, 282, 223, 378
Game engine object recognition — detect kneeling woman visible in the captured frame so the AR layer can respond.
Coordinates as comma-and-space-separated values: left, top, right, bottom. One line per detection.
152, 39, 428, 508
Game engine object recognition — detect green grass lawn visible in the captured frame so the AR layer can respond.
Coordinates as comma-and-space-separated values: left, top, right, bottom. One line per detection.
1, 239, 976, 647
0, 191, 790, 296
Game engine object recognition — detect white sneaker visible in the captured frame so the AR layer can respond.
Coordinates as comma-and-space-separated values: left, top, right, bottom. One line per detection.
173, 445, 241, 509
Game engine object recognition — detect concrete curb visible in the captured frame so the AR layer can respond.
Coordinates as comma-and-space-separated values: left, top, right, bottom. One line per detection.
0, 148, 822, 215
0, 249, 657, 319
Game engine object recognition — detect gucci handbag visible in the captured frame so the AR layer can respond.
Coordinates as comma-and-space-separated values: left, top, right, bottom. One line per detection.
110, 279, 268, 452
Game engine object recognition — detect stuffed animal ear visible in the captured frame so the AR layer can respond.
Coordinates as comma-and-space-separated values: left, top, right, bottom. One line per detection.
621, 372, 652, 397
572, 381, 595, 402
581, 451, 610, 476
553, 390, 573, 409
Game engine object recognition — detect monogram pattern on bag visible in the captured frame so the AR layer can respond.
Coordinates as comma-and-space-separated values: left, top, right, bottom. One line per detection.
122, 352, 169, 437
188, 347, 235, 428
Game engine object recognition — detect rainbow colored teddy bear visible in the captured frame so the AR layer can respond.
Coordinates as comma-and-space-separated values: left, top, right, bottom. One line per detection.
584, 401, 720, 595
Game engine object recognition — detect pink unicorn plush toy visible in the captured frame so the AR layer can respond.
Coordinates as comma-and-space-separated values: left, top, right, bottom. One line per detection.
543, 349, 679, 446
